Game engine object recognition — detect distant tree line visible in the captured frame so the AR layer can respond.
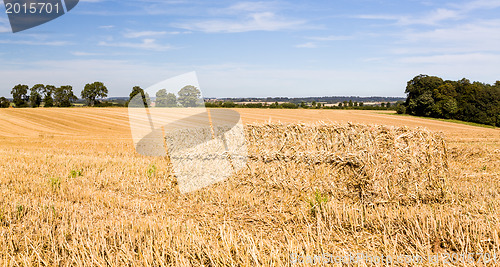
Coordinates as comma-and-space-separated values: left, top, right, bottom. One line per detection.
205, 100, 398, 110
215, 96, 405, 104
399, 74, 500, 126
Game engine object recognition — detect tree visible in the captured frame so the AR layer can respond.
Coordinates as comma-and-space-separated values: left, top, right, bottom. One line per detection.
43, 85, 56, 107
386, 102, 391, 108
29, 84, 45, 108
165, 93, 177, 107
81, 82, 108, 107
155, 89, 168, 107
402, 75, 500, 126
155, 89, 176, 107
338, 102, 343, 107
348, 100, 353, 107
178, 85, 201, 107
11, 84, 29, 107
0, 97, 10, 108
128, 86, 150, 107
54, 86, 77, 107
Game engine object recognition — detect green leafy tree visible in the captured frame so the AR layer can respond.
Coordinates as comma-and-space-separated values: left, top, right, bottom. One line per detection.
155, 89, 168, 107
128, 86, 150, 107
155, 89, 176, 107
54, 86, 77, 107
0, 97, 10, 108
11, 84, 29, 107
348, 100, 353, 107
81, 82, 108, 107
129, 86, 144, 100
43, 85, 56, 107
178, 85, 201, 107
338, 102, 342, 107
165, 93, 177, 107
29, 84, 45, 108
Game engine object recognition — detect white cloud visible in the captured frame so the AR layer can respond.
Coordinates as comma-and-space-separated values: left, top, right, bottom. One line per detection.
123, 30, 168, 38
99, 25, 115, 29
396, 19, 500, 54
453, 0, 500, 11
71, 51, 103, 56
122, 30, 184, 38
356, 8, 461, 26
295, 42, 318, 48
0, 40, 71, 46
98, 39, 174, 51
399, 53, 500, 64
306, 35, 354, 41
173, 12, 306, 33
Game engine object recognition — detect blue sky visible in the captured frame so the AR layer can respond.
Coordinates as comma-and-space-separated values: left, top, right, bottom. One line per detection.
1, 0, 500, 98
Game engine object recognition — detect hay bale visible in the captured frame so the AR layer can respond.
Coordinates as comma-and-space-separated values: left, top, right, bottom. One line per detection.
245, 123, 449, 205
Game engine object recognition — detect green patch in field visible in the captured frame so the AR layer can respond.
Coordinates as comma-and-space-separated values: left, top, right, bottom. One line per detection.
381, 112, 498, 129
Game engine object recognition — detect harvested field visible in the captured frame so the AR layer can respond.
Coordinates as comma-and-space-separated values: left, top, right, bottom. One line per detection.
0, 108, 499, 266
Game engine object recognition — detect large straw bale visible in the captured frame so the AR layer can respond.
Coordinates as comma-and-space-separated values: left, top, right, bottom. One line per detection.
245, 123, 449, 205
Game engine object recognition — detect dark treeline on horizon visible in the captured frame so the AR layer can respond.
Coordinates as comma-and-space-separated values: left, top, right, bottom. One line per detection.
209, 96, 405, 104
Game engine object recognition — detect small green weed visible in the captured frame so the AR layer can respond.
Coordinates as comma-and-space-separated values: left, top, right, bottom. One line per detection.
147, 164, 157, 178
70, 169, 83, 178
49, 177, 61, 191
309, 191, 329, 217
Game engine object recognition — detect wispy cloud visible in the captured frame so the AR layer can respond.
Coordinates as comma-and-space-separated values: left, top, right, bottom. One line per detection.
395, 19, 500, 54
356, 8, 461, 26
306, 35, 354, 41
122, 30, 185, 38
0, 40, 71, 46
71, 51, 103, 56
123, 30, 168, 38
295, 42, 318, 48
99, 25, 115, 29
98, 39, 174, 51
173, 12, 306, 33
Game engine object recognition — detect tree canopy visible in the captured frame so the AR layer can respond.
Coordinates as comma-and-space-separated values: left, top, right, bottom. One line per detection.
11, 84, 29, 108
0, 97, 10, 108
128, 86, 150, 107
156, 89, 177, 107
402, 74, 500, 126
177, 85, 201, 107
29, 84, 45, 108
54, 86, 77, 107
81, 82, 108, 107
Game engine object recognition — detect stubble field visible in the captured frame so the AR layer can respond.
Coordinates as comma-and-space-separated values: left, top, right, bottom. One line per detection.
0, 108, 499, 266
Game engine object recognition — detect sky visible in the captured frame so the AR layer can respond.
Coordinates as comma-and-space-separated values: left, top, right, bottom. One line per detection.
0, 0, 500, 98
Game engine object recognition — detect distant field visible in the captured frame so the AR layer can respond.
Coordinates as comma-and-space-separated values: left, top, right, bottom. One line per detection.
0, 108, 499, 265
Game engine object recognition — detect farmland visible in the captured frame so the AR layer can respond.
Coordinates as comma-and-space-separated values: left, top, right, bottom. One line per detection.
0, 108, 499, 266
